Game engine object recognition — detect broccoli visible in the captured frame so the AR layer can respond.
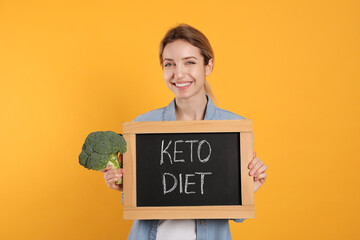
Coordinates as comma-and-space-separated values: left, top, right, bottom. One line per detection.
79, 131, 127, 184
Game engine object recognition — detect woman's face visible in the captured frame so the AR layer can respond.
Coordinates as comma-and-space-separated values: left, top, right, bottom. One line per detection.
162, 39, 213, 101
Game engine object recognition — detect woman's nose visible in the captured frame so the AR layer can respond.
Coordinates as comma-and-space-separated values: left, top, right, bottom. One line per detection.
174, 64, 185, 78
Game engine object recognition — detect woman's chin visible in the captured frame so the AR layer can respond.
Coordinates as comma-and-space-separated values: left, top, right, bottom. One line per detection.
174, 92, 206, 102
170, 84, 206, 101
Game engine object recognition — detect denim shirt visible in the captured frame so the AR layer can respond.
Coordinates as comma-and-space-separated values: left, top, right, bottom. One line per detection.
127, 95, 245, 240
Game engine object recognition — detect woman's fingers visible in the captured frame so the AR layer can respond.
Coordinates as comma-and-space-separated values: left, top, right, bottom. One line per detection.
99, 163, 125, 191
254, 172, 267, 181
249, 152, 268, 192
248, 152, 257, 169
103, 168, 125, 191
99, 164, 113, 173
106, 178, 123, 191
254, 164, 267, 177
249, 157, 262, 176
107, 177, 120, 186
104, 169, 124, 181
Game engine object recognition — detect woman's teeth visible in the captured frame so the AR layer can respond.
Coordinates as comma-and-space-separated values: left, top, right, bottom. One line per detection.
175, 82, 191, 87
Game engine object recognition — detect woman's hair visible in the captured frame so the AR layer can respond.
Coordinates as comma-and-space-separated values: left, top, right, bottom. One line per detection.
159, 23, 217, 105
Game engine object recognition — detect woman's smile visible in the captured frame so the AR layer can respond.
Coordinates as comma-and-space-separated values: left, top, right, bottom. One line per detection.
173, 81, 193, 90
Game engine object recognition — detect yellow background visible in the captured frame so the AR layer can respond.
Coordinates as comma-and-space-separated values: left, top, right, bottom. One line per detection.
1, 0, 359, 239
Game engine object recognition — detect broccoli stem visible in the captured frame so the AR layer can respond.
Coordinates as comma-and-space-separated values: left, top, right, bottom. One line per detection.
108, 153, 123, 185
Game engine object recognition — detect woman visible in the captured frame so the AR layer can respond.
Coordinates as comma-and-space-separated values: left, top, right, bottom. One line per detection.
103, 24, 267, 240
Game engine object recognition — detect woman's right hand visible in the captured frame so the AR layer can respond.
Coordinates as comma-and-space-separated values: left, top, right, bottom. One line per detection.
100, 165, 124, 192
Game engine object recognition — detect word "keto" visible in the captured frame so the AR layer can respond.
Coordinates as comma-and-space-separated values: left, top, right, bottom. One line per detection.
160, 139, 212, 165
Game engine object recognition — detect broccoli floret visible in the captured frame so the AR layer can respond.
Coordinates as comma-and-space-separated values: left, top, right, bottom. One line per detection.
79, 131, 127, 184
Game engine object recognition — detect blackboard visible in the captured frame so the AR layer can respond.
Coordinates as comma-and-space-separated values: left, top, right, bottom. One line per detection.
122, 120, 254, 220
136, 132, 241, 206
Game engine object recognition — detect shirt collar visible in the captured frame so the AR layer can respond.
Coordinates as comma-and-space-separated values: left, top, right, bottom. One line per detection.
162, 94, 216, 121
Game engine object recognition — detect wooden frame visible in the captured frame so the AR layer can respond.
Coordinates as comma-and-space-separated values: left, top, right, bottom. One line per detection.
122, 119, 254, 220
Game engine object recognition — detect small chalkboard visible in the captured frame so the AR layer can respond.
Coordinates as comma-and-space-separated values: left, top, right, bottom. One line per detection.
136, 132, 241, 207
122, 120, 254, 220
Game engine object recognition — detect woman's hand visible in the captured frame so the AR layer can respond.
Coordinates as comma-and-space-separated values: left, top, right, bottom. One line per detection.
248, 152, 267, 192
99, 165, 124, 192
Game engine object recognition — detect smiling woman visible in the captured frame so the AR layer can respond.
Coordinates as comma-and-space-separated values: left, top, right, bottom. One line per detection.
162, 39, 212, 120
160, 24, 216, 110
102, 23, 268, 240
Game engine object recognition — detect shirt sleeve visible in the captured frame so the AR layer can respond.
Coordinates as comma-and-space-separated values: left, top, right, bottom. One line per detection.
232, 219, 245, 223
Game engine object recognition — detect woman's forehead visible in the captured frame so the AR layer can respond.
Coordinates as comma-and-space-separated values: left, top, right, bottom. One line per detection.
163, 39, 202, 60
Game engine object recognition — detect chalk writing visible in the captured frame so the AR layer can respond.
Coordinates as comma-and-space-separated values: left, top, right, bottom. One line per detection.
160, 139, 212, 165
162, 172, 213, 195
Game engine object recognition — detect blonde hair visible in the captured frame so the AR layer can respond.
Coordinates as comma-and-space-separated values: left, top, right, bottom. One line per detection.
159, 23, 218, 105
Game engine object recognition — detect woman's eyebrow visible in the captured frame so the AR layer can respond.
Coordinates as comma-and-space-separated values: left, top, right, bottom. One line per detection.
183, 56, 198, 60
163, 56, 198, 62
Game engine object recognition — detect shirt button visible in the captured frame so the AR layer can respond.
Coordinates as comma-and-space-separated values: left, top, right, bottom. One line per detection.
200, 220, 205, 225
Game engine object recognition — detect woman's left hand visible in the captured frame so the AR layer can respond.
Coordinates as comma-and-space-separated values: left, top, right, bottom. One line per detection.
248, 152, 267, 192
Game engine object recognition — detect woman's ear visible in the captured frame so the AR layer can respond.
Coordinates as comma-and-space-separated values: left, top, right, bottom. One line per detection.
205, 58, 214, 76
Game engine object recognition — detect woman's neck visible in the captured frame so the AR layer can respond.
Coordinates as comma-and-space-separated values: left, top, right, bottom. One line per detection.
175, 93, 208, 121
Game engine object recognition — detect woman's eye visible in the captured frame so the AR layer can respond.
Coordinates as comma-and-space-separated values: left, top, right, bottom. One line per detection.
164, 62, 173, 67
186, 61, 195, 65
